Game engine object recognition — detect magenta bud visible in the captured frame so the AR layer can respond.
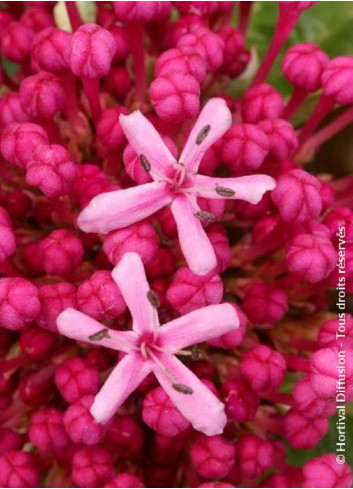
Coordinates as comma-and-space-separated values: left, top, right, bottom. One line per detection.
242, 282, 288, 324
0, 429, 24, 455
208, 303, 246, 348
0, 451, 40, 489
74, 164, 120, 208
113, 1, 172, 23
284, 409, 329, 449
1, 21, 35, 63
69, 24, 116, 78
177, 27, 225, 72
207, 224, 232, 274
37, 282, 77, 332
3, 190, 32, 220
0, 93, 30, 128
104, 222, 158, 266
63, 395, 106, 445
286, 233, 336, 283
220, 379, 259, 422
105, 415, 144, 457
72, 446, 115, 488
21, 6, 53, 32
292, 376, 336, 419
174, 2, 220, 18
155, 46, 207, 83
302, 454, 353, 488
222, 123, 269, 173
282, 43, 329, 92
0, 207, 16, 263
77, 270, 126, 321
26, 144, 77, 198
1, 122, 48, 169
108, 25, 130, 62
318, 314, 353, 350
322, 56, 353, 105
242, 84, 284, 123
235, 434, 274, 480
55, 357, 101, 403
39, 229, 84, 277
105, 66, 132, 101
29, 408, 70, 451
272, 169, 322, 223
310, 346, 353, 401
105, 474, 145, 488
165, 15, 205, 48
150, 71, 200, 123
20, 72, 66, 119
218, 26, 245, 75
323, 207, 353, 244
167, 267, 223, 315
142, 386, 191, 437
258, 119, 298, 161
191, 434, 235, 479
20, 326, 57, 361
240, 345, 287, 392
0, 277, 40, 330
96, 107, 128, 149
31, 26, 71, 72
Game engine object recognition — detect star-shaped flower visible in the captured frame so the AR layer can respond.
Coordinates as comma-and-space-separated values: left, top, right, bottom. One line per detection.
78, 98, 276, 275
57, 252, 239, 436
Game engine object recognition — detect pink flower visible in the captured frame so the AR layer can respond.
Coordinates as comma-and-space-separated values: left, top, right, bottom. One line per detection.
78, 98, 275, 275
57, 252, 239, 435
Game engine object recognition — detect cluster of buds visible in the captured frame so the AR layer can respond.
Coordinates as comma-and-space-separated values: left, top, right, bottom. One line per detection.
0, 1, 352, 488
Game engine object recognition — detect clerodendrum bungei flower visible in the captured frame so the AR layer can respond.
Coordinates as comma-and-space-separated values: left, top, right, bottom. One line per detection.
78, 98, 275, 275
57, 252, 239, 435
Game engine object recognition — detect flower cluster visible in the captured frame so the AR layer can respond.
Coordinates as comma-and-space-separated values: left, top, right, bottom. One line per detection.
0, 1, 352, 488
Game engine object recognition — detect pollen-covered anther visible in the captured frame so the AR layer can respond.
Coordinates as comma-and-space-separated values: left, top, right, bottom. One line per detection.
196, 124, 211, 145
172, 383, 194, 395
195, 211, 217, 222
215, 185, 235, 197
147, 290, 160, 308
139, 154, 151, 173
88, 329, 110, 341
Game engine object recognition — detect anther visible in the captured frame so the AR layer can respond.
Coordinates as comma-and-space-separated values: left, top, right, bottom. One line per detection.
147, 290, 160, 308
172, 383, 194, 395
140, 154, 151, 173
215, 185, 235, 197
196, 124, 211, 145
195, 211, 217, 222
88, 329, 110, 341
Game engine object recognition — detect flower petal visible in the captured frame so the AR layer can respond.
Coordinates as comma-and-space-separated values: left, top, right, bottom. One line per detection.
189, 174, 276, 204
158, 303, 239, 352
77, 182, 171, 234
120, 110, 177, 177
112, 252, 158, 334
180, 98, 232, 172
171, 195, 217, 275
56, 308, 137, 352
90, 352, 152, 423
152, 352, 227, 436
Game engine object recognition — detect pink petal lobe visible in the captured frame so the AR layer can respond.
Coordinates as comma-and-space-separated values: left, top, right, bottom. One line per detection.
90, 352, 152, 423
119, 110, 177, 177
56, 307, 137, 352
180, 98, 232, 172
152, 352, 227, 436
112, 252, 158, 334
190, 174, 276, 204
171, 195, 217, 275
77, 182, 171, 234
158, 303, 239, 352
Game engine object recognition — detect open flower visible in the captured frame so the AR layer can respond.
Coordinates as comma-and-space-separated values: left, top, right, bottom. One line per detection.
78, 98, 276, 275
57, 252, 239, 436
